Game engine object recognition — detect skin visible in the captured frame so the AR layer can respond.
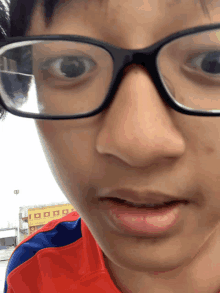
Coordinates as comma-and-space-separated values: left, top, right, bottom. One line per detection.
27, 0, 220, 292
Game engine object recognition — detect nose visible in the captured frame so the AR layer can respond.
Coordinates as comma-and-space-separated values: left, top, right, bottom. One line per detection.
96, 65, 186, 167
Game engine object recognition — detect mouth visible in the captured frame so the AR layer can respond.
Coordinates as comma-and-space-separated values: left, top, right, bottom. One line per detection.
98, 188, 190, 209
99, 196, 189, 235
102, 197, 189, 210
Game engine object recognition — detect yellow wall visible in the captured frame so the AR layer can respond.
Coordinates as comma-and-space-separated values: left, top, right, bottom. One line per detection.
28, 204, 76, 227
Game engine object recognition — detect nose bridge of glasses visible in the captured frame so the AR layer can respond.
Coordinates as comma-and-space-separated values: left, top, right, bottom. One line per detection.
121, 49, 157, 80
131, 50, 152, 65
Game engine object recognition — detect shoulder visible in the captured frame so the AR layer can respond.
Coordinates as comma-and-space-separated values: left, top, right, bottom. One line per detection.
4, 212, 82, 293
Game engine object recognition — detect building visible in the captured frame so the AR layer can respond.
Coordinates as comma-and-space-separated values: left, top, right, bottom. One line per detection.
0, 201, 76, 261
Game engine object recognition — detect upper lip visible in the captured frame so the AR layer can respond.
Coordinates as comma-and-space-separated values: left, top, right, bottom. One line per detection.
98, 188, 189, 205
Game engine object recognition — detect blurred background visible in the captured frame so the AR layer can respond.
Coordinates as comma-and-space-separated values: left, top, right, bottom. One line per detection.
0, 98, 75, 291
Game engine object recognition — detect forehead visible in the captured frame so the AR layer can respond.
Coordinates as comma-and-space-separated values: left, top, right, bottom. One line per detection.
28, 0, 220, 45
34, 0, 214, 25
47, 0, 215, 15
42, 0, 220, 31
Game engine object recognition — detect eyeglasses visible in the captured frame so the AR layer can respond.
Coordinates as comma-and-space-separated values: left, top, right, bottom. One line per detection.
1, 24, 220, 120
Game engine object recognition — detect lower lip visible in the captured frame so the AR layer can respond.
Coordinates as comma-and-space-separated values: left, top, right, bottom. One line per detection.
101, 199, 185, 235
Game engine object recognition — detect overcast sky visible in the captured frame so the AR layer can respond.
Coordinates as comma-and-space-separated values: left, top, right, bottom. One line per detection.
0, 112, 68, 228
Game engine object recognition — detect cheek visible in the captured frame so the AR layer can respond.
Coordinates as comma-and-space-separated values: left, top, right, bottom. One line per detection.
35, 120, 98, 198
175, 115, 220, 192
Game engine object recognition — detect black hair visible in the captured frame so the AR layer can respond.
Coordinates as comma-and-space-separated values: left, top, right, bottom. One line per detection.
0, 0, 10, 120
10, 0, 62, 37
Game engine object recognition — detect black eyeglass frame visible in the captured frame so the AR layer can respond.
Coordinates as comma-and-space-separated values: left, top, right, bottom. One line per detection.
1, 23, 220, 120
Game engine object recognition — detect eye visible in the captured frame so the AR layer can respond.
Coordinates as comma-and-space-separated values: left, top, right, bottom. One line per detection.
40, 55, 97, 81
189, 51, 220, 76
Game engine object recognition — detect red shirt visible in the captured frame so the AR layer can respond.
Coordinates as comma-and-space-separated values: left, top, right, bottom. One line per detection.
4, 211, 121, 293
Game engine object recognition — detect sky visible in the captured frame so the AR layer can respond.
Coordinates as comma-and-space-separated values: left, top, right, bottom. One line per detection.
0, 111, 68, 228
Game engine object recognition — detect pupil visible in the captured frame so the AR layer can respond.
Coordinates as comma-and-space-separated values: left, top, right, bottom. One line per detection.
60, 57, 85, 78
201, 52, 220, 74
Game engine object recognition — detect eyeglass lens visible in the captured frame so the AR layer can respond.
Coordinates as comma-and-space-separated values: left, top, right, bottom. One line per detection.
158, 29, 220, 111
0, 41, 114, 116
0, 29, 220, 116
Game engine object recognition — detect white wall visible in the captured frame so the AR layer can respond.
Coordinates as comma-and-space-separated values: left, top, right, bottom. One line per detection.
0, 230, 16, 239
0, 260, 8, 293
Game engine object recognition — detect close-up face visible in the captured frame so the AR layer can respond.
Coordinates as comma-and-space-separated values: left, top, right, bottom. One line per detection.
16, 0, 220, 291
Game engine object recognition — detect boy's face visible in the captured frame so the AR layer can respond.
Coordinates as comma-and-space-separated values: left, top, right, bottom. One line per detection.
28, 0, 220, 291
